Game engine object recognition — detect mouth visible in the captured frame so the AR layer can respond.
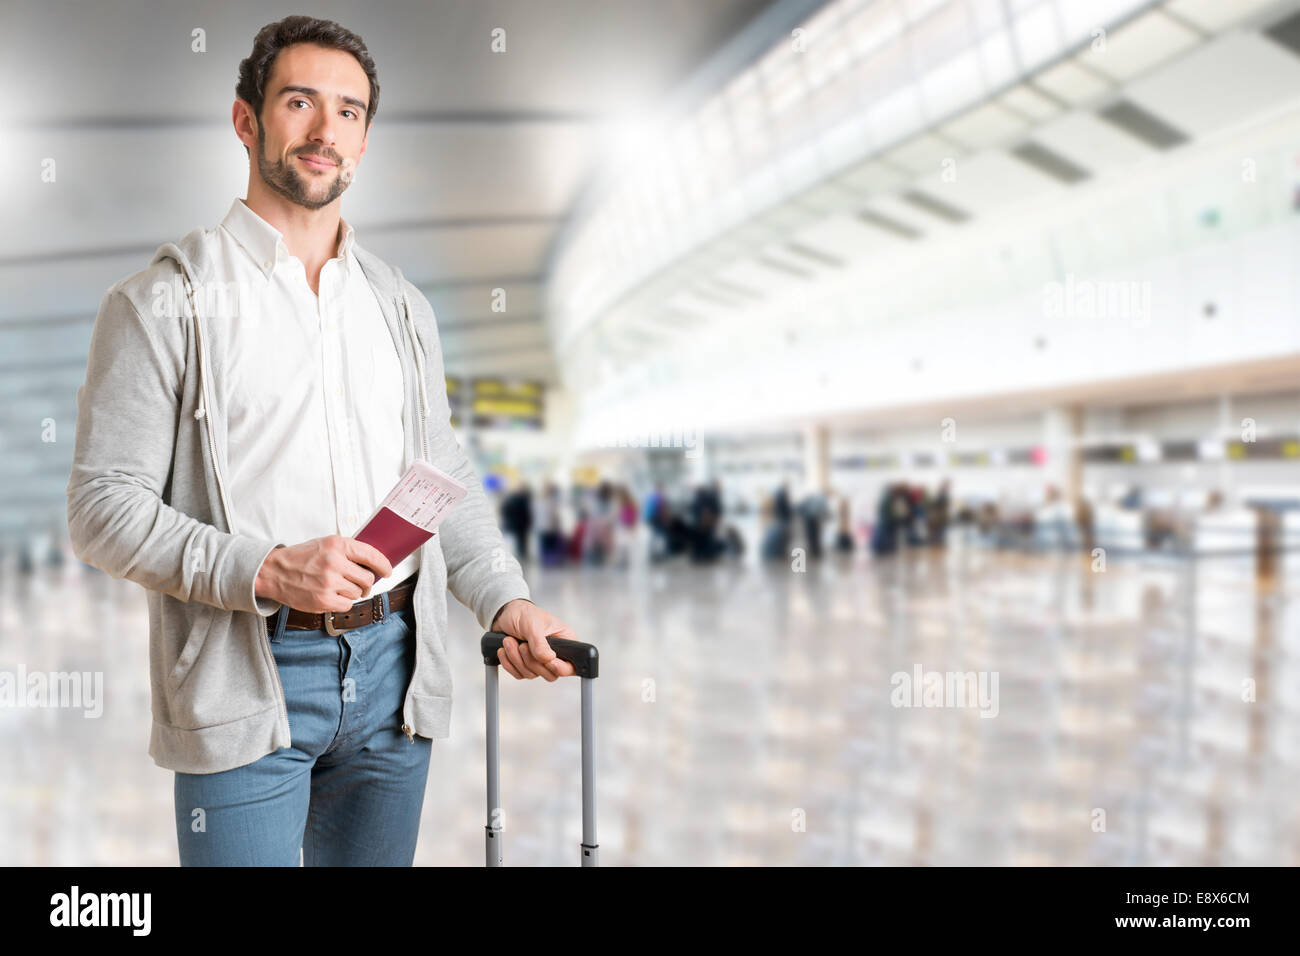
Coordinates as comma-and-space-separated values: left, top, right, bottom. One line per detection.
297, 154, 337, 171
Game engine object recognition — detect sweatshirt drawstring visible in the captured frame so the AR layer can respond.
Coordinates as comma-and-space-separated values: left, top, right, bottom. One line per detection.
402, 288, 431, 418
184, 275, 207, 420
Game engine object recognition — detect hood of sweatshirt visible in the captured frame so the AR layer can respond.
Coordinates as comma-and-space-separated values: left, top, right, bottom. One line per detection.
147, 223, 433, 422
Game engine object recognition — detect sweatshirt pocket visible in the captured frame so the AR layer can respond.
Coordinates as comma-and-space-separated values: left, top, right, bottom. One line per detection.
164, 610, 276, 732
165, 605, 216, 695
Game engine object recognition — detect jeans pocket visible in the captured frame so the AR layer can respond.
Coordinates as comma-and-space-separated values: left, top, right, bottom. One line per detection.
392, 604, 415, 635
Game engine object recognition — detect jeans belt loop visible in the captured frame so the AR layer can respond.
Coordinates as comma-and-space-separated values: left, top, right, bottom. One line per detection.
270, 604, 290, 644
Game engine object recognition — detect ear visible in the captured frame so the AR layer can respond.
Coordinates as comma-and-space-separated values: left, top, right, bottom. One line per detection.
232, 100, 258, 152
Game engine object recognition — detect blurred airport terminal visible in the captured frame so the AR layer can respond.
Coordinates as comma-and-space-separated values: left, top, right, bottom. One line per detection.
3, 0, 1300, 865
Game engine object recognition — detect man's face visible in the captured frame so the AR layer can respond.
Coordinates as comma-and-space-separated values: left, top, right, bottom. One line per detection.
247, 43, 370, 210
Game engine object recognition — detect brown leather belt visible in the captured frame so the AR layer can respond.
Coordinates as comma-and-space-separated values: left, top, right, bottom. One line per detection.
265, 572, 418, 636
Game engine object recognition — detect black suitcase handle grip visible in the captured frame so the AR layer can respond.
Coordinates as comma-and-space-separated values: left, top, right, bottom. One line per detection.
481, 632, 599, 679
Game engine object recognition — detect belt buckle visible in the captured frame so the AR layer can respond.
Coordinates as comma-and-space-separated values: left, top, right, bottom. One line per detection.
323, 611, 346, 636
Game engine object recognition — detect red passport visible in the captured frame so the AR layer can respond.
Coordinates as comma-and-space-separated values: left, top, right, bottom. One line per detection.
352, 460, 468, 570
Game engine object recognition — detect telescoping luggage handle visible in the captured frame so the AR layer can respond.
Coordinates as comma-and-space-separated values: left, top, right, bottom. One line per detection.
480, 632, 600, 867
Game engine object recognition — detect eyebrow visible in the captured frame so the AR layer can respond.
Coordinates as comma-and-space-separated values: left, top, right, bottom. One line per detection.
276, 85, 367, 112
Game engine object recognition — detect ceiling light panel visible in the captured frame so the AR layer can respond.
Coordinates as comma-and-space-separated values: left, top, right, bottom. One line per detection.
1031, 110, 1156, 170
1011, 140, 1091, 182
1096, 99, 1189, 150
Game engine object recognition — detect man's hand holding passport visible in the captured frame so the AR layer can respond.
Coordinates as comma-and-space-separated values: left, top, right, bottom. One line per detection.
254, 460, 467, 614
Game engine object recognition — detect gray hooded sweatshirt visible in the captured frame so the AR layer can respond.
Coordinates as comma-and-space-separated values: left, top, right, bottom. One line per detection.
66, 221, 530, 774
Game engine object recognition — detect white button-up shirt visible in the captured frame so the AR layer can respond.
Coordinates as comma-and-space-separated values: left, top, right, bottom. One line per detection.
212, 197, 419, 599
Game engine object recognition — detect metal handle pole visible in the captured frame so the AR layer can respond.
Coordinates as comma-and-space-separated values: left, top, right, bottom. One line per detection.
480, 632, 599, 867
485, 662, 502, 866
580, 676, 598, 866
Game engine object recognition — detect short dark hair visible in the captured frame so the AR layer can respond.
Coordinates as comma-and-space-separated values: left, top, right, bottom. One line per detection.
235, 15, 380, 153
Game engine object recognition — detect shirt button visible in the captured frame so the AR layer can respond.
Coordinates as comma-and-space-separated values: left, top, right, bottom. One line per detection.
264, 260, 272, 269
334, 383, 343, 397
348, 513, 358, 525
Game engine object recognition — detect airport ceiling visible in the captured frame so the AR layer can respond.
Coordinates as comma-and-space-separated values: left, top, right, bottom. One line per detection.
550, 0, 1300, 438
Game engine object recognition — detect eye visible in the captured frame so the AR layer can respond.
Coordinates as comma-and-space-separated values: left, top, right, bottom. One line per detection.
342, 108, 358, 119
290, 98, 309, 109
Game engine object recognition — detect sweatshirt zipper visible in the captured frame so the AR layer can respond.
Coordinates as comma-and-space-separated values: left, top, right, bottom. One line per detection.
185, 273, 291, 742
400, 290, 429, 743
402, 290, 432, 464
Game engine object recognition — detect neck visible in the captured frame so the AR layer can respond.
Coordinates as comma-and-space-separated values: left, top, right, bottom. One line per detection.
243, 178, 343, 291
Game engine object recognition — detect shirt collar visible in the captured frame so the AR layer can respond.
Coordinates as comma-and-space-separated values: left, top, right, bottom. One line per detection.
220, 198, 356, 280
336, 217, 357, 272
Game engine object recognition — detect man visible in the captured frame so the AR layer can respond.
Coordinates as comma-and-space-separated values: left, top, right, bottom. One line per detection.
501, 482, 534, 562
65, 15, 577, 866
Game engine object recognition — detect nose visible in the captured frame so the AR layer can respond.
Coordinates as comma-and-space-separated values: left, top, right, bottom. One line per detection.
308, 110, 337, 149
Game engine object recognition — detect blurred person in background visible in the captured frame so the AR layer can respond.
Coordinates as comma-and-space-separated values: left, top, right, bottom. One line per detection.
688, 479, 725, 563
927, 479, 951, 547
585, 481, 616, 564
642, 482, 665, 526
536, 482, 565, 567
834, 494, 855, 554
650, 497, 691, 562
500, 481, 533, 562
799, 487, 828, 560
773, 481, 793, 528
870, 483, 899, 556
871, 482, 920, 556
569, 501, 589, 563
614, 484, 639, 567
905, 485, 927, 546
762, 482, 794, 561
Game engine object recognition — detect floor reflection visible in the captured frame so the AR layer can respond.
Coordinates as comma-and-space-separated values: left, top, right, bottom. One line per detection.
2, 534, 1296, 865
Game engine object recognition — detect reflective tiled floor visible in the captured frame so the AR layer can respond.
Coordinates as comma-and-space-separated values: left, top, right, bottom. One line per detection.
2, 531, 1298, 865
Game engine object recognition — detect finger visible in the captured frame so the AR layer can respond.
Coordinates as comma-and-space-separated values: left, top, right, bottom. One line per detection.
347, 538, 394, 581
497, 648, 524, 680
339, 562, 376, 597
503, 636, 533, 678
324, 593, 357, 614
523, 629, 557, 667
537, 622, 579, 676
518, 642, 556, 682
333, 573, 365, 602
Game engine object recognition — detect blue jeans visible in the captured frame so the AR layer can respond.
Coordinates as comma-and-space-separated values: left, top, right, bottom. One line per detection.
173, 591, 432, 865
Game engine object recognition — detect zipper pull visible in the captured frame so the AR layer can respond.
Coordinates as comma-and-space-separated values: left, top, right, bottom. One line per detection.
401, 723, 414, 743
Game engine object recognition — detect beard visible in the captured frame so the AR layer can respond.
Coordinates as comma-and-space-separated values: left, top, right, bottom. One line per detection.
255, 118, 351, 210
